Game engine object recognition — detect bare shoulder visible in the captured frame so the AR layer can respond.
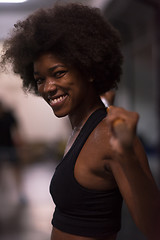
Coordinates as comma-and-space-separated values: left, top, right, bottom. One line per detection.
91, 116, 154, 181
90, 116, 112, 155
75, 115, 118, 190
86, 116, 115, 170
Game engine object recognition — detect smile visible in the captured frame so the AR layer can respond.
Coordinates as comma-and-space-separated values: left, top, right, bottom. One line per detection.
49, 94, 68, 106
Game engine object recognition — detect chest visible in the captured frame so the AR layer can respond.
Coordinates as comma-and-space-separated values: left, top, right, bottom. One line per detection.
50, 126, 116, 206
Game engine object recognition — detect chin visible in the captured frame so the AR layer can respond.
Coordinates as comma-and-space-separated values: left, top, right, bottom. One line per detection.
52, 109, 68, 118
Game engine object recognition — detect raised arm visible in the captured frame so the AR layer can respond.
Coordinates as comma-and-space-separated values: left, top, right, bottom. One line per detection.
107, 106, 160, 240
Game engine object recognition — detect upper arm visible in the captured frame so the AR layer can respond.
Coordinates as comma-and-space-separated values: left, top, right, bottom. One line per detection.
133, 136, 156, 183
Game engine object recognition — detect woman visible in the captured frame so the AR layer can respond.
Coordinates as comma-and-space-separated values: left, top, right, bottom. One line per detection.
1, 3, 160, 240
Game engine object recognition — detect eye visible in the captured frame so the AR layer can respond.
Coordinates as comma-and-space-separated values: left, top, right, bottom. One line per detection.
54, 70, 68, 79
35, 77, 45, 85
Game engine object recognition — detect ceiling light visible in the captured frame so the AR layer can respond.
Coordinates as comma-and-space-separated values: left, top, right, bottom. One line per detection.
0, 0, 27, 3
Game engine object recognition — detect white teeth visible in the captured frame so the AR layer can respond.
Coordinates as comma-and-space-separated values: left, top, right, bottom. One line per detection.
50, 95, 66, 104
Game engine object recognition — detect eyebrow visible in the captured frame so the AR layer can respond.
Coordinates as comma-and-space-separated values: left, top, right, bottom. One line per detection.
34, 64, 66, 76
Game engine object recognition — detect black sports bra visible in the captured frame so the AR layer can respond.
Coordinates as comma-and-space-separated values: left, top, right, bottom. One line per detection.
50, 108, 123, 238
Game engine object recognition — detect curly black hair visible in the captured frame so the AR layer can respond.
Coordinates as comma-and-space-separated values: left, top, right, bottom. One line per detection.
1, 3, 123, 95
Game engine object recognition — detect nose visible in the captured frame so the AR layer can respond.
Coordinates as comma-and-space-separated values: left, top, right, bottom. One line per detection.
43, 77, 57, 95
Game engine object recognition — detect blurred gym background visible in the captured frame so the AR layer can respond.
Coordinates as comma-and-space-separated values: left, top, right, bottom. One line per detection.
0, 0, 159, 239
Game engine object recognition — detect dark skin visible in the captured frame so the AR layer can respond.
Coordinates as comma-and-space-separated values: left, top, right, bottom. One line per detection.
34, 53, 160, 240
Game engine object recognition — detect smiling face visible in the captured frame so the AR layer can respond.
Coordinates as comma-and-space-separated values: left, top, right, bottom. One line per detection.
33, 53, 94, 118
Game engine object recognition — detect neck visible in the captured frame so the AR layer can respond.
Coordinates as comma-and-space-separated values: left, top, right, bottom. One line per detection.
69, 96, 104, 130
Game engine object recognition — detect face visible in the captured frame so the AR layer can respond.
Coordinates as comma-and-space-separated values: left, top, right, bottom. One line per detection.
33, 53, 91, 118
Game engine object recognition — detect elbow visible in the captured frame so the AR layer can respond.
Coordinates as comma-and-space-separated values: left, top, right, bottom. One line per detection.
136, 217, 160, 240
137, 195, 160, 240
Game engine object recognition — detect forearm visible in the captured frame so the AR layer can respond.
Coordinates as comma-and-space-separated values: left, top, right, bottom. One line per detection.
111, 149, 160, 239
107, 106, 160, 238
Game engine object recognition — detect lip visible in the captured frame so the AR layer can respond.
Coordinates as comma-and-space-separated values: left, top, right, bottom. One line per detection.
48, 94, 68, 108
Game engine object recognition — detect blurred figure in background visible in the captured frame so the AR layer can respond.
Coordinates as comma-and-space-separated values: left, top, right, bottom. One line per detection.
0, 100, 25, 205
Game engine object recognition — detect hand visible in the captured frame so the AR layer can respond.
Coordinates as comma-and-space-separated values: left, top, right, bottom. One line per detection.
107, 106, 139, 153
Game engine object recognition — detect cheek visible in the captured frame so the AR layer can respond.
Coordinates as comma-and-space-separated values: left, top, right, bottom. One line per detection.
71, 84, 87, 103
37, 85, 41, 94
37, 85, 44, 97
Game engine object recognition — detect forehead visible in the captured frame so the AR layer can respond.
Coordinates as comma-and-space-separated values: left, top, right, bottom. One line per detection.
33, 53, 64, 71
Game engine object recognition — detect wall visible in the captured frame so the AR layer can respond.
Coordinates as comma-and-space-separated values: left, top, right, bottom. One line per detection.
106, 0, 159, 148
